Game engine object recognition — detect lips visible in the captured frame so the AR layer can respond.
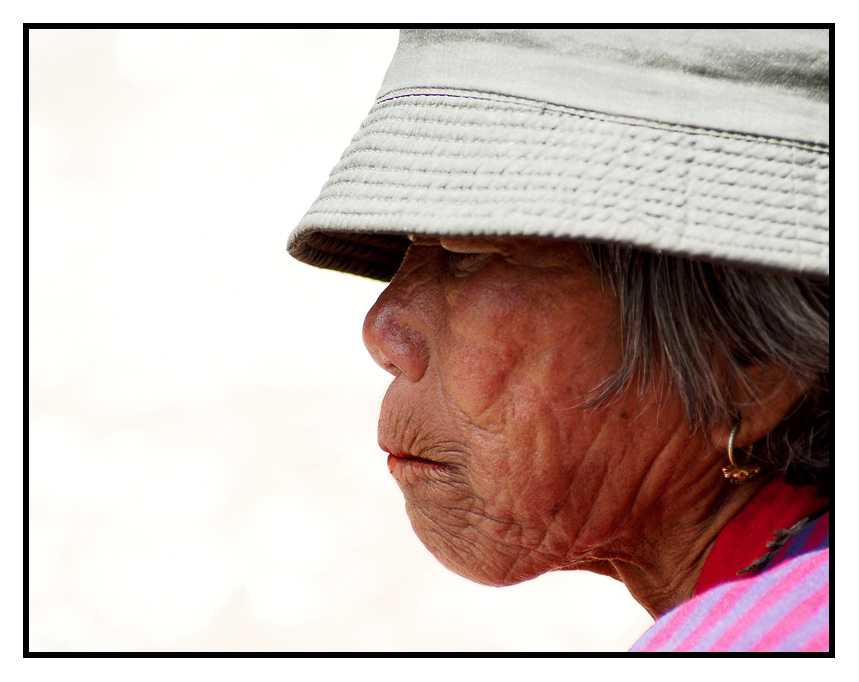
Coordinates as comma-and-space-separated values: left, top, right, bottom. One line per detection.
386, 452, 448, 471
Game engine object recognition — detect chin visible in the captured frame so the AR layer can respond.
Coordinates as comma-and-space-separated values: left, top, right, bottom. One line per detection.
448, 559, 541, 587
406, 503, 553, 587
417, 530, 544, 587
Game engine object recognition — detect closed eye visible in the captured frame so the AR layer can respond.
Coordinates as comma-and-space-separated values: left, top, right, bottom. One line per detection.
447, 251, 493, 277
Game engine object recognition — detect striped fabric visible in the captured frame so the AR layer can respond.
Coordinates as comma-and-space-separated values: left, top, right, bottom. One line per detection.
630, 511, 830, 652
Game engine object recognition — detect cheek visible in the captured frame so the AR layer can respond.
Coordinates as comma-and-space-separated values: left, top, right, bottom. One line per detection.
441, 342, 519, 423
440, 297, 624, 510
442, 284, 529, 419
466, 379, 580, 507
443, 291, 618, 425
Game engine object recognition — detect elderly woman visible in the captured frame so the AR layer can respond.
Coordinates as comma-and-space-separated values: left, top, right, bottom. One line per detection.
288, 29, 829, 652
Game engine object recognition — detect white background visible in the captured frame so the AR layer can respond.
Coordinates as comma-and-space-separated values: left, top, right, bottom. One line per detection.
26, 26, 732, 654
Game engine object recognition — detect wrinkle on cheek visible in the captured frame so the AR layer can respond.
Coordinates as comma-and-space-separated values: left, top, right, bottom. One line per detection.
394, 392, 597, 585
443, 350, 516, 424
444, 312, 526, 424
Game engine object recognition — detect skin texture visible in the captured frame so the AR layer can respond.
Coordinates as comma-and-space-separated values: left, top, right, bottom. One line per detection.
362, 237, 774, 617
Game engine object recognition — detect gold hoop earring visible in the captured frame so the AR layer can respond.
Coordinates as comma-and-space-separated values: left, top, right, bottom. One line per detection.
722, 423, 762, 483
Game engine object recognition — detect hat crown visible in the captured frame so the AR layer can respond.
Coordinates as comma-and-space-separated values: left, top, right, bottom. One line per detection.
379, 29, 829, 145
289, 29, 829, 281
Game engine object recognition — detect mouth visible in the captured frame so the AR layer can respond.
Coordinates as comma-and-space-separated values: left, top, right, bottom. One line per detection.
385, 451, 451, 473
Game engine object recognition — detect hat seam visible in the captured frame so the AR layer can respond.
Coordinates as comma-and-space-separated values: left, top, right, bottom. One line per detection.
326, 159, 827, 204
375, 90, 829, 153
358, 111, 830, 166
322, 158, 828, 206
311, 182, 828, 229
352, 117, 829, 173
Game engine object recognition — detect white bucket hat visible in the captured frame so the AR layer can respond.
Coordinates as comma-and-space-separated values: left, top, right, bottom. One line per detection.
288, 29, 830, 281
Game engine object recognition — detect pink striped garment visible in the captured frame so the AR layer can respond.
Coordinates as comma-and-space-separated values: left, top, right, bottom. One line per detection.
630, 512, 830, 652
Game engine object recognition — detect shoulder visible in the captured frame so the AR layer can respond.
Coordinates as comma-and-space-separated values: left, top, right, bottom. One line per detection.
630, 547, 830, 652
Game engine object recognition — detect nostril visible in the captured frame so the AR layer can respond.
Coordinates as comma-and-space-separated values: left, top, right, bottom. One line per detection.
363, 341, 403, 378
379, 357, 404, 377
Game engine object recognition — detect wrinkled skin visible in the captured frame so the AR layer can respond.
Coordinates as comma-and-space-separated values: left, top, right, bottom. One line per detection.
362, 237, 769, 616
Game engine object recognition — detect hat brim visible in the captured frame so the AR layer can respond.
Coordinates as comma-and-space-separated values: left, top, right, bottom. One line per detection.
288, 89, 829, 281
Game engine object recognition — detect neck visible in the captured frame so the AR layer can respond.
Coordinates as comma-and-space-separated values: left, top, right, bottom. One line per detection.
610, 474, 772, 617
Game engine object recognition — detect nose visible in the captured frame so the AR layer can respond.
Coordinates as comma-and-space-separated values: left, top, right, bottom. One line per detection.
362, 280, 431, 382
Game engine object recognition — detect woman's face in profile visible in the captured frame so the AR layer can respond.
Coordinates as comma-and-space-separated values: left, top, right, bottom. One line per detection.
362, 237, 701, 586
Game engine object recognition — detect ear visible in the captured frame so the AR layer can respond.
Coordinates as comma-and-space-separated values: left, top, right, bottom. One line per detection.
724, 367, 811, 449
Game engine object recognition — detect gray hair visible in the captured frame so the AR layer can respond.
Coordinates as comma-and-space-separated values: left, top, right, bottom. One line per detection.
583, 243, 830, 495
